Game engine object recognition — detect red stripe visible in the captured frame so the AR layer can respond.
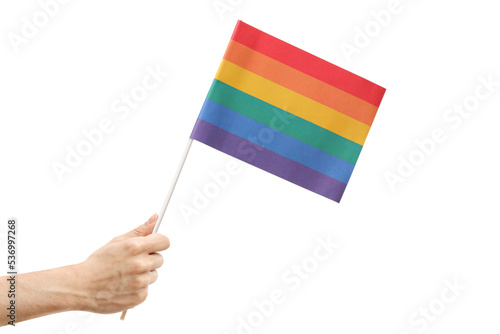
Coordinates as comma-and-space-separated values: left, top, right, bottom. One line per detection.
230, 21, 386, 107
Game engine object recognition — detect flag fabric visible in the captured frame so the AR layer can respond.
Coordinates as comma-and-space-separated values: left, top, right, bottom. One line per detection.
190, 21, 386, 202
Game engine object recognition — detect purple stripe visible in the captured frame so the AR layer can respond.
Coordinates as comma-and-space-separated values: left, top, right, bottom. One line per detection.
191, 119, 347, 202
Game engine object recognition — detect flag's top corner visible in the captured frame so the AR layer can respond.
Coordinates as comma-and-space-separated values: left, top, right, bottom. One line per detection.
228, 20, 386, 107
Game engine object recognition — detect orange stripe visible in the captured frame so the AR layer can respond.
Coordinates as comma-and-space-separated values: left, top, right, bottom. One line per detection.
215, 60, 370, 145
223, 40, 378, 126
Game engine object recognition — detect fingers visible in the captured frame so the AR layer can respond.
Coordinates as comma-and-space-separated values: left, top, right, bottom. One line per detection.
122, 234, 170, 256
126, 249, 165, 275
142, 233, 171, 254
112, 214, 158, 242
147, 253, 164, 271
149, 270, 159, 284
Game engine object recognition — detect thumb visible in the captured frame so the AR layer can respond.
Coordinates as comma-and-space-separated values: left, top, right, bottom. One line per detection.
112, 214, 158, 243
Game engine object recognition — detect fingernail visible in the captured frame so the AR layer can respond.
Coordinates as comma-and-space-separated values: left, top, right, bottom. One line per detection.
147, 214, 157, 225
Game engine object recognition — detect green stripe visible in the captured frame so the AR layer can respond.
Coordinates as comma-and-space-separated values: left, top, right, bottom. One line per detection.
207, 79, 363, 164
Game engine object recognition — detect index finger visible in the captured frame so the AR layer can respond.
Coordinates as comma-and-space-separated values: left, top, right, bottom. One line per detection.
141, 233, 170, 253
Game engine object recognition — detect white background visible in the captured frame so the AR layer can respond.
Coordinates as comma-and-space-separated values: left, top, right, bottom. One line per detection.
1, 0, 499, 333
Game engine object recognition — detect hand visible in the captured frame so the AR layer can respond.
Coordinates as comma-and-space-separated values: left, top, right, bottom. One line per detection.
73, 214, 170, 313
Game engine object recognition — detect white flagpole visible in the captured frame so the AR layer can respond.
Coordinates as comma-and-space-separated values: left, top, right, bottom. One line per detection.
120, 138, 193, 320
154, 138, 193, 233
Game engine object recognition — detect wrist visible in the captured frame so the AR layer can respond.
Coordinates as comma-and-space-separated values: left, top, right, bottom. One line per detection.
15, 264, 87, 321
67, 262, 92, 312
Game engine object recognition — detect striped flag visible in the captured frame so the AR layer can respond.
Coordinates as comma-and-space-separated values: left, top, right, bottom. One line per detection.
190, 21, 386, 202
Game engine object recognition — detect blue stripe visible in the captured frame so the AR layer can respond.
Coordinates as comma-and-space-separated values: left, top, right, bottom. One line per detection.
198, 98, 355, 183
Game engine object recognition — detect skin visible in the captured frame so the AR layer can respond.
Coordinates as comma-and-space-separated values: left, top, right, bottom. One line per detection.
0, 214, 170, 326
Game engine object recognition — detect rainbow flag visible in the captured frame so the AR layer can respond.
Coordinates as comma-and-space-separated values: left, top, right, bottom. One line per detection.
190, 21, 386, 202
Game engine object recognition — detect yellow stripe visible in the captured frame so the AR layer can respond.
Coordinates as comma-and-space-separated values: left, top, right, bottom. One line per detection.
215, 60, 370, 145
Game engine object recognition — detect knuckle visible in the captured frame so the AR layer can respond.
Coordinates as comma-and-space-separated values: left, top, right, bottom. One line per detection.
126, 239, 144, 254
130, 259, 148, 274
157, 254, 164, 268
136, 289, 148, 304
133, 225, 146, 235
150, 270, 159, 284
132, 275, 149, 289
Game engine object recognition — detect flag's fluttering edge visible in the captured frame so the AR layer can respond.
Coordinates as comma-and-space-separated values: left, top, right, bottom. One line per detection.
190, 21, 386, 202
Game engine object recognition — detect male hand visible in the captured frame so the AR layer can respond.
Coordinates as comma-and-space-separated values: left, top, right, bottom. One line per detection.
74, 214, 170, 313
